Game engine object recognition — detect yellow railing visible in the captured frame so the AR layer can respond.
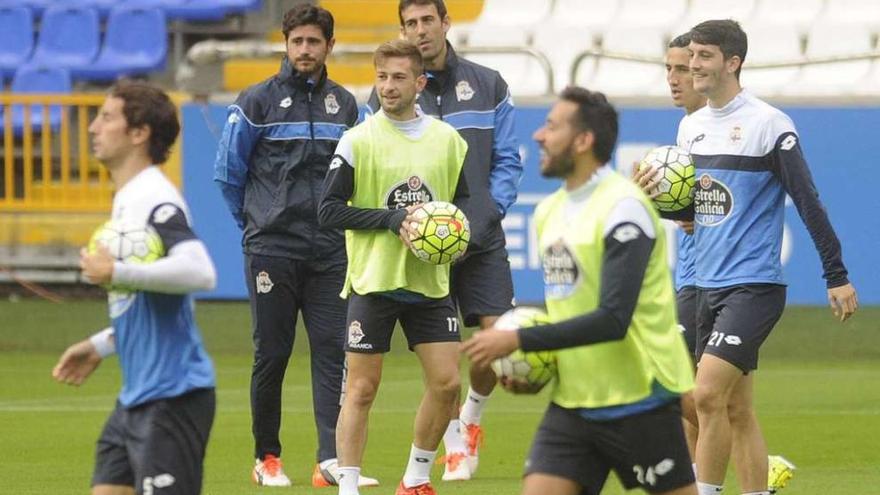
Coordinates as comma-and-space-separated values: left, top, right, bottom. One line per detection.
0, 93, 182, 213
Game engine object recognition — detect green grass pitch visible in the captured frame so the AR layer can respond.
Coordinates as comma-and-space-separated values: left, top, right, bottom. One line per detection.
1, 299, 878, 494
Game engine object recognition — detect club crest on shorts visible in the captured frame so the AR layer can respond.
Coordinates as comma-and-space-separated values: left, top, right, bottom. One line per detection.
455, 80, 475, 101
348, 321, 368, 348
255, 271, 274, 294
325, 93, 340, 114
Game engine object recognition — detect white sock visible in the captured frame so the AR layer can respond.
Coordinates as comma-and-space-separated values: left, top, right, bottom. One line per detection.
442, 420, 467, 455
320, 458, 337, 470
697, 481, 724, 495
692, 463, 698, 477
460, 386, 490, 426
402, 444, 436, 488
338, 466, 360, 495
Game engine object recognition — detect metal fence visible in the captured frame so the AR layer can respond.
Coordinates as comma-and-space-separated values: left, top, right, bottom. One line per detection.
0, 93, 182, 214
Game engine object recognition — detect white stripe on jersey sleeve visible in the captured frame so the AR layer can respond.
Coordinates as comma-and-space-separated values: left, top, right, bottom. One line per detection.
603, 197, 656, 239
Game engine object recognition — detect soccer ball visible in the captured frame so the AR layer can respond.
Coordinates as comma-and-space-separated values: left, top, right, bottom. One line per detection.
408, 201, 470, 265
490, 307, 557, 390
638, 145, 695, 212
88, 220, 165, 264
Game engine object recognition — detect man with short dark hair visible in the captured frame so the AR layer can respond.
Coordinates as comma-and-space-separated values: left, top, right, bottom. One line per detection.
680, 19, 857, 495
464, 86, 697, 495
319, 39, 469, 495
369, 0, 523, 480
53, 81, 217, 495
635, 31, 796, 493
213, 4, 377, 488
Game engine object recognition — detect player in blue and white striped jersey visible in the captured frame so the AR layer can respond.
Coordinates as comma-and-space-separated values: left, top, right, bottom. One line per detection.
53, 82, 217, 495
677, 20, 858, 495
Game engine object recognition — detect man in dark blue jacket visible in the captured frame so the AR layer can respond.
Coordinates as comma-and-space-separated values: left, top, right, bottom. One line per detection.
213, 4, 378, 489
367, 0, 523, 481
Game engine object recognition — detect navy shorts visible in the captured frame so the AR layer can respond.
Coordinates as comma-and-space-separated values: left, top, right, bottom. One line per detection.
450, 245, 514, 327
525, 402, 695, 494
696, 284, 786, 372
344, 292, 460, 353
676, 286, 698, 358
92, 388, 215, 494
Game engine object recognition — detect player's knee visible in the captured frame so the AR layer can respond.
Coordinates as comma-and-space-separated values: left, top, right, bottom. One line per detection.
692, 384, 728, 416
726, 399, 754, 428
253, 353, 292, 374
427, 373, 461, 403
345, 376, 380, 408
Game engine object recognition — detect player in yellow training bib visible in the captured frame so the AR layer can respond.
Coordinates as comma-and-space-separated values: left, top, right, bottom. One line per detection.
464, 87, 697, 495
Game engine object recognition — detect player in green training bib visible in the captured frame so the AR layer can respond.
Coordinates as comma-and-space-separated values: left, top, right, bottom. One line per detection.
464, 87, 697, 495
318, 39, 468, 495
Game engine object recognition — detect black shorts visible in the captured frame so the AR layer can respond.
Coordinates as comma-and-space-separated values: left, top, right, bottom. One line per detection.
525, 402, 694, 495
344, 292, 460, 353
696, 284, 786, 373
450, 245, 514, 327
676, 286, 698, 358
93, 388, 215, 494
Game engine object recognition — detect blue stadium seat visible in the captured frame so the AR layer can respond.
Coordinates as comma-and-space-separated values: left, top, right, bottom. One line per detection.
222, 0, 262, 14
0, 7, 34, 81
123, 0, 226, 22
0, 0, 52, 18
123, 0, 261, 22
0, 65, 71, 137
65, 0, 119, 18
75, 7, 167, 81
31, 6, 100, 72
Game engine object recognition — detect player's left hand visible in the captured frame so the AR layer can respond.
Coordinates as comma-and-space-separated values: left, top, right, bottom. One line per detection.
52, 339, 103, 386
828, 283, 858, 322
80, 245, 114, 285
462, 329, 519, 368
677, 220, 695, 235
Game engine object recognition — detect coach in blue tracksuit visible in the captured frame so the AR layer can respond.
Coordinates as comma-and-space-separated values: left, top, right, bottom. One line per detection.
367, 0, 523, 479
213, 5, 376, 488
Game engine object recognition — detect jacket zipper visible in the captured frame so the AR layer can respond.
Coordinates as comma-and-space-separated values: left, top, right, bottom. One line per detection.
307, 87, 318, 259
436, 94, 443, 120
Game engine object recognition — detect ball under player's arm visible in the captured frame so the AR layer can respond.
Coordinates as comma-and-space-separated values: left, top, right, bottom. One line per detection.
488, 84, 523, 216
213, 99, 261, 230
83, 204, 217, 294
464, 198, 657, 366
771, 129, 858, 321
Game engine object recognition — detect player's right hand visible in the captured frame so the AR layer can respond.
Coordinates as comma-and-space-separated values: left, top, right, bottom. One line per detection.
499, 376, 544, 395
828, 283, 858, 322
631, 161, 661, 199
52, 339, 102, 386
80, 245, 114, 285
398, 203, 423, 248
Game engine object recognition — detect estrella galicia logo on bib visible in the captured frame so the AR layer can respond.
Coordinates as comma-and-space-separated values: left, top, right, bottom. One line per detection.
694, 173, 734, 226
542, 239, 581, 299
385, 175, 434, 209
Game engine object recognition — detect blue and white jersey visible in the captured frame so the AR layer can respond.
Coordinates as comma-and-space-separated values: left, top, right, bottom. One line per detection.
109, 167, 215, 408
675, 231, 696, 290
677, 91, 848, 289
